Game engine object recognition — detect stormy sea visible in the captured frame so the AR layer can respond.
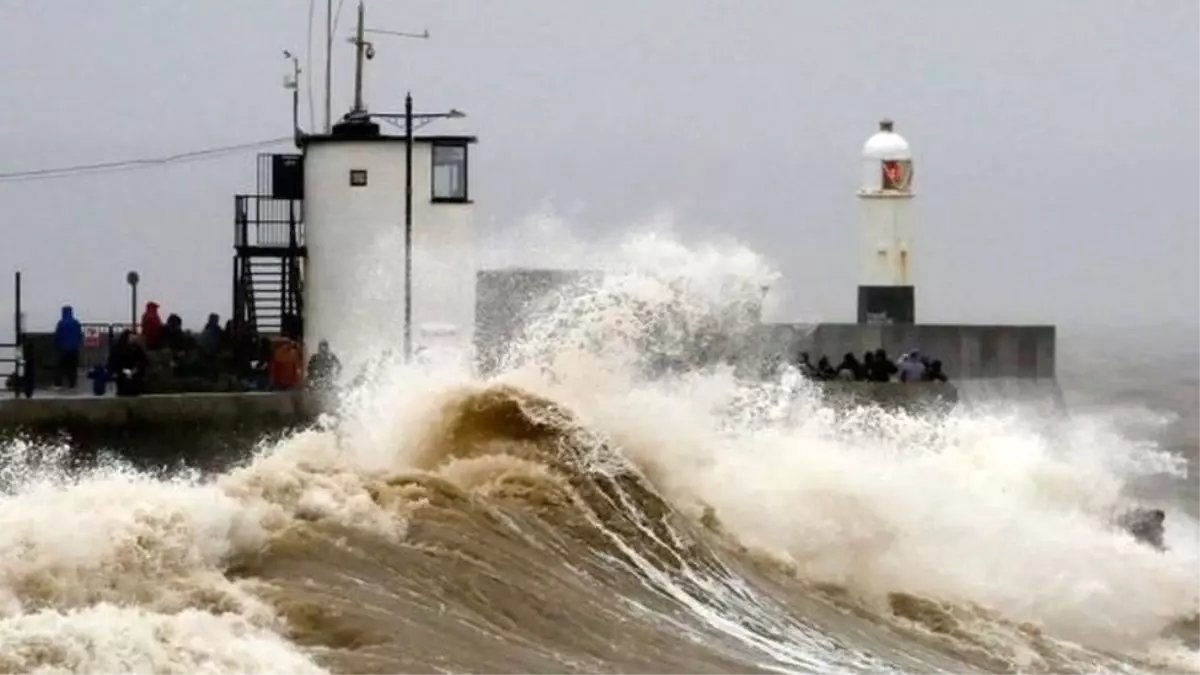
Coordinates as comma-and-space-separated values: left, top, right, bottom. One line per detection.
0, 234, 1196, 674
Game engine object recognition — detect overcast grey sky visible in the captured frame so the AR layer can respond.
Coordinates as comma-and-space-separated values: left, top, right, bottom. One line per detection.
0, 0, 1196, 333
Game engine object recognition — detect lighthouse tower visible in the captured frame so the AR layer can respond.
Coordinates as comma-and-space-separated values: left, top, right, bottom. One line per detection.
856, 119, 916, 324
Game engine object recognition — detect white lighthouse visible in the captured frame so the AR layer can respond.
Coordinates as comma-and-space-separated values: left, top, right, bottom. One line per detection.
856, 119, 916, 324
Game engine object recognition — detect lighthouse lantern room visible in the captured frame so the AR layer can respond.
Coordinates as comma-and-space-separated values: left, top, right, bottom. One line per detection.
856, 118, 916, 325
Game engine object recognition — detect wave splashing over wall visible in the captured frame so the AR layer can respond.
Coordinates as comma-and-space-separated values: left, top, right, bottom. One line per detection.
0, 227, 1196, 673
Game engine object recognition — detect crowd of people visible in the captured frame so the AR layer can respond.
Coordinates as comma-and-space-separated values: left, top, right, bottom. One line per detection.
795, 347, 948, 383
18, 302, 951, 396
8, 301, 343, 398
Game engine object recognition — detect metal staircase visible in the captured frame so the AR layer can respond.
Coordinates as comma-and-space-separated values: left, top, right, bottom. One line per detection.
232, 153, 306, 340
239, 257, 303, 337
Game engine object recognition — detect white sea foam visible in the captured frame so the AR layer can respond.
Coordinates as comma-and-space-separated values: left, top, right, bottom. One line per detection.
0, 217, 1193, 672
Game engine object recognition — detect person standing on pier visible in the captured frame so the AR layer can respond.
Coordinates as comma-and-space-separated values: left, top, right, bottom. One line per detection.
107, 330, 148, 397
268, 337, 302, 391
53, 305, 83, 389
140, 301, 164, 350
306, 339, 341, 391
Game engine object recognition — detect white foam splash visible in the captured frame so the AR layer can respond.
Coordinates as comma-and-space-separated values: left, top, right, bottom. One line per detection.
0, 604, 326, 674
463, 220, 1199, 654
0, 216, 1194, 672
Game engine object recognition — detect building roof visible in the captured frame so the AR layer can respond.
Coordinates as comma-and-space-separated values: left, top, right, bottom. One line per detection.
299, 132, 478, 148
298, 117, 476, 148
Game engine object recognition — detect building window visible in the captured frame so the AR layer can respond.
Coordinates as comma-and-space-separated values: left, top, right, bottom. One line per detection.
349, 168, 368, 187
432, 143, 468, 202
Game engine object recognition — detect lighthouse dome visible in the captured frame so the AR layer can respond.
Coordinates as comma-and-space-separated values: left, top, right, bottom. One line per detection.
862, 119, 911, 161
859, 118, 914, 194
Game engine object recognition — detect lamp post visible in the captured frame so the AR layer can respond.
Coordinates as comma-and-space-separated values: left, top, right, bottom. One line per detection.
373, 99, 465, 362
342, 3, 463, 362
13, 271, 22, 346
126, 271, 140, 331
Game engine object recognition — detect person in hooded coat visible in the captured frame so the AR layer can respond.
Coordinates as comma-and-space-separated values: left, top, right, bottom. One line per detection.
141, 302, 164, 350
53, 305, 83, 389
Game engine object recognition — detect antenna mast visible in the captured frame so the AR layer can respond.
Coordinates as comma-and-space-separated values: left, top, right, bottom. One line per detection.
283, 50, 302, 140
343, 1, 429, 121
351, 0, 367, 114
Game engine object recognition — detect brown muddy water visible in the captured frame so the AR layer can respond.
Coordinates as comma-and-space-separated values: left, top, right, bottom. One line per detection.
0, 369, 1195, 674
0, 258, 1196, 674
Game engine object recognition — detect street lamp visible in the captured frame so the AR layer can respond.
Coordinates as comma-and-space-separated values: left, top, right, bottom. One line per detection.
341, 2, 464, 362
126, 270, 140, 330
405, 96, 463, 363
370, 102, 467, 363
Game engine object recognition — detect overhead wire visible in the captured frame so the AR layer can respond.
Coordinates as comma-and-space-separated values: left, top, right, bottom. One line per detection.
0, 137, 294, 183
5, 1, 347, 185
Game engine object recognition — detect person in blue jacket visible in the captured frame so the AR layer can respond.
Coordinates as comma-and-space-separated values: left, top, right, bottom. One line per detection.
53, 305, 84, 389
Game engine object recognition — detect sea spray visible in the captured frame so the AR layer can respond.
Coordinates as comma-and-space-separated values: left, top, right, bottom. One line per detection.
0, 221, 1193, 673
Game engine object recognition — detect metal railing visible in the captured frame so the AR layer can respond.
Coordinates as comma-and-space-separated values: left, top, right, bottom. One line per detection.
79, 322, 135, 369
234, 194, 305, 249
0, 343, 20, 399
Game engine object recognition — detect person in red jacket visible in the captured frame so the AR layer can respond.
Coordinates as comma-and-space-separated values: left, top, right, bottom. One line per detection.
140, 301, 164, 350
268, 338, 302, 390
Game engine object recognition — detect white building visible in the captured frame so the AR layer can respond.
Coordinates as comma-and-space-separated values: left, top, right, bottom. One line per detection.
300, 117, 477, 365
856, 118, 916, 324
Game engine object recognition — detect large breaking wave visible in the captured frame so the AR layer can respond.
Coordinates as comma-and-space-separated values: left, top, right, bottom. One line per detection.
0, 225, 1196, 673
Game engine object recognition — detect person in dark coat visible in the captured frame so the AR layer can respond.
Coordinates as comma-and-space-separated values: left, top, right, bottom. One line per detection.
108, 330, 148, 397
53, 305, 83, 389
306, 339, 342, 391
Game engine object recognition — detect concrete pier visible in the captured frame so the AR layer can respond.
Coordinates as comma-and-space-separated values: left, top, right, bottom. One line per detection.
0, 391, 317, 435
752, 322, 1056, 381
818, 381, 957, 410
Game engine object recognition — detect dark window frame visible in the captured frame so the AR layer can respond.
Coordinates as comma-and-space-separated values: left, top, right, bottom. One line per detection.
431, 142, 470, 203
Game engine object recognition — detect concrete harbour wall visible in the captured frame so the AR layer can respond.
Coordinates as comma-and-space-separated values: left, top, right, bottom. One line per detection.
0, 383, 953, 465
474, 268, 1057, 382
0, 391, 317, 435
0, 392, 321, 473
756, 322, 1056, 381
817, 381, 957, 410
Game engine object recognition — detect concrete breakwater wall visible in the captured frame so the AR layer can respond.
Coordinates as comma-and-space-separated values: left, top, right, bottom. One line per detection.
0, 383, 953, 435
0, 392, 317, 434
0, 392, 322, 472
817, 381, 957, 410
0, 384, 955, 473
473, 268, 1057, 385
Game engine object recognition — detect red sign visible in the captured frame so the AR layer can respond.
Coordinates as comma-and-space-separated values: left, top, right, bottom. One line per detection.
83, 327, 102, 348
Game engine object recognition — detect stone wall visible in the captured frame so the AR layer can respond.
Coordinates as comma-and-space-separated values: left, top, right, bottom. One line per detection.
819, 380, 958, 411
0, 391, 316, 436
472, 268, 1056, 383
782, 323, 1056, 380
